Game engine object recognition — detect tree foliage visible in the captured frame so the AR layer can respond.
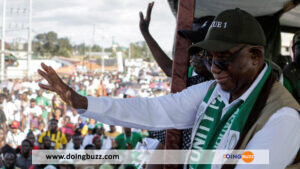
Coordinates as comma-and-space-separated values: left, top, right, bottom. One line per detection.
129, 41, 152, 60
33, 31, 60, 57
32, 31, 152, 59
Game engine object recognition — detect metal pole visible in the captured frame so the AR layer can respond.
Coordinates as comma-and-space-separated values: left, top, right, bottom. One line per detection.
92, 24, 95, 45
91, 24, 95, 71
128, 43, 131, 59
27, 0, 32, 78
101, 45, 104, 73
1, 0, 6, 82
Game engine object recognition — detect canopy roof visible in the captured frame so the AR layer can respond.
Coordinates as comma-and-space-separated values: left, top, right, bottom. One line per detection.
168, 0, 300, 32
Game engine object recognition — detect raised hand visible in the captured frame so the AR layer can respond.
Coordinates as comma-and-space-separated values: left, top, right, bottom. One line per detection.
37, 63, 87, 109
139, 2, 154, 34
112, 139, 118, 149
126, 143, 133, 150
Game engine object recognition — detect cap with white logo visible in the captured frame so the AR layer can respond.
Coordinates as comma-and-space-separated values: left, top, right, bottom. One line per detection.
188, 8, 266, 53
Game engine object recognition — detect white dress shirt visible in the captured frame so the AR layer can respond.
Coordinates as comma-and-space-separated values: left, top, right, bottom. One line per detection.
6, 130, 26, 148
78, 64, 300, 169
82, 134, 94, 148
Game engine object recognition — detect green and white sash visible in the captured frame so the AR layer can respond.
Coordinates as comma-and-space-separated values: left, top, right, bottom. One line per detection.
189, 65, 271, 169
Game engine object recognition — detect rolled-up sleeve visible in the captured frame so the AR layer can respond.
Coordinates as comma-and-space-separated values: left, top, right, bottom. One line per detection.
77, 80, 214, 130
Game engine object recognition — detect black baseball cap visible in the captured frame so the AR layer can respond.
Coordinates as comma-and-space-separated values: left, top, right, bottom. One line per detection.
188, 8, 266, 54
178, 16, 215, 44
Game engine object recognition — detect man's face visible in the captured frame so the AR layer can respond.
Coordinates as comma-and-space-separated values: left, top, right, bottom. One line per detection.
27, 133, 35, 145
94, 137, 102, 149
4, 153, 16, 169
30, 101, 36, 108
54, 109, 62, 118
96, 127, 104, 136
6, 96, 12, 102
78, 117, 82, 124
37, 90, 43, 96
12, 128, 18, 134
73, 135, 82, 149
110, 125, 116, 132
43, 136, 51, 149
294, 44, 300, 67
39, 123, 45, 130
208, 44, 258, 94
19, 94, 24, 100
50, 121, 58, 132
89, 119, 96, 124
30, 122, 35, 130
88, 128, 93, 135
22, 141, 31, 154
124, 128, 131, 136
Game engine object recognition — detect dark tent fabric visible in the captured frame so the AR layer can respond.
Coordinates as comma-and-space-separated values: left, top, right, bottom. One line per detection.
168, 0, 300, 30
257, 14, 282, 61
164, 0, 194, 168
256, 13, 290, 71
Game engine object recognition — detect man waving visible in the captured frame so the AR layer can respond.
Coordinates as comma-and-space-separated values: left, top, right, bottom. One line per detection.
38, 9, 300, 169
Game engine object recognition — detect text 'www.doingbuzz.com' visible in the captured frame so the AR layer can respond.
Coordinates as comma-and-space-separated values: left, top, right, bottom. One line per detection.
46, 154, 120, 161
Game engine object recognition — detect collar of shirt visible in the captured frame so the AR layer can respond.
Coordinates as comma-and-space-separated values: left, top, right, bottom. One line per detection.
216, 63, 268, 106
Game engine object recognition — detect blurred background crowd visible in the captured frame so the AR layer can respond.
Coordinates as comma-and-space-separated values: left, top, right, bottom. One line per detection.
0, 61, 170, 169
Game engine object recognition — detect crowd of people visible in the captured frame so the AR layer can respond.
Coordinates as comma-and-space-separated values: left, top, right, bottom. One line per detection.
0, 1, 299, 169
0, 61, 170, 169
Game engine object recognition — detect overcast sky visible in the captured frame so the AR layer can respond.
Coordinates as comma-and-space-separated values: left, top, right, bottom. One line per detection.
2, 0, 176, 51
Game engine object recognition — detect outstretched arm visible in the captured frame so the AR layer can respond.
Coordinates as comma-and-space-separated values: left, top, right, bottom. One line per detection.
139, 2, 173, 77
38, 63, 88, 109
38, 63, 212, 130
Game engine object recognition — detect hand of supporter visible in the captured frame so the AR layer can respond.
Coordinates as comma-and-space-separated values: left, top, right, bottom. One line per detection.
139, 1, 154, 34
126, 143, 133, 150
20, 126, 24, 132
38, 63, 88, 109
112, 139, 118, 149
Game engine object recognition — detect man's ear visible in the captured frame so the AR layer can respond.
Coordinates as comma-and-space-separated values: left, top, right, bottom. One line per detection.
249, 46, 264, 65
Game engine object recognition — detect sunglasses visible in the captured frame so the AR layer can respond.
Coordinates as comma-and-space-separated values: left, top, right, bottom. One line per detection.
202, 45, 247, 71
